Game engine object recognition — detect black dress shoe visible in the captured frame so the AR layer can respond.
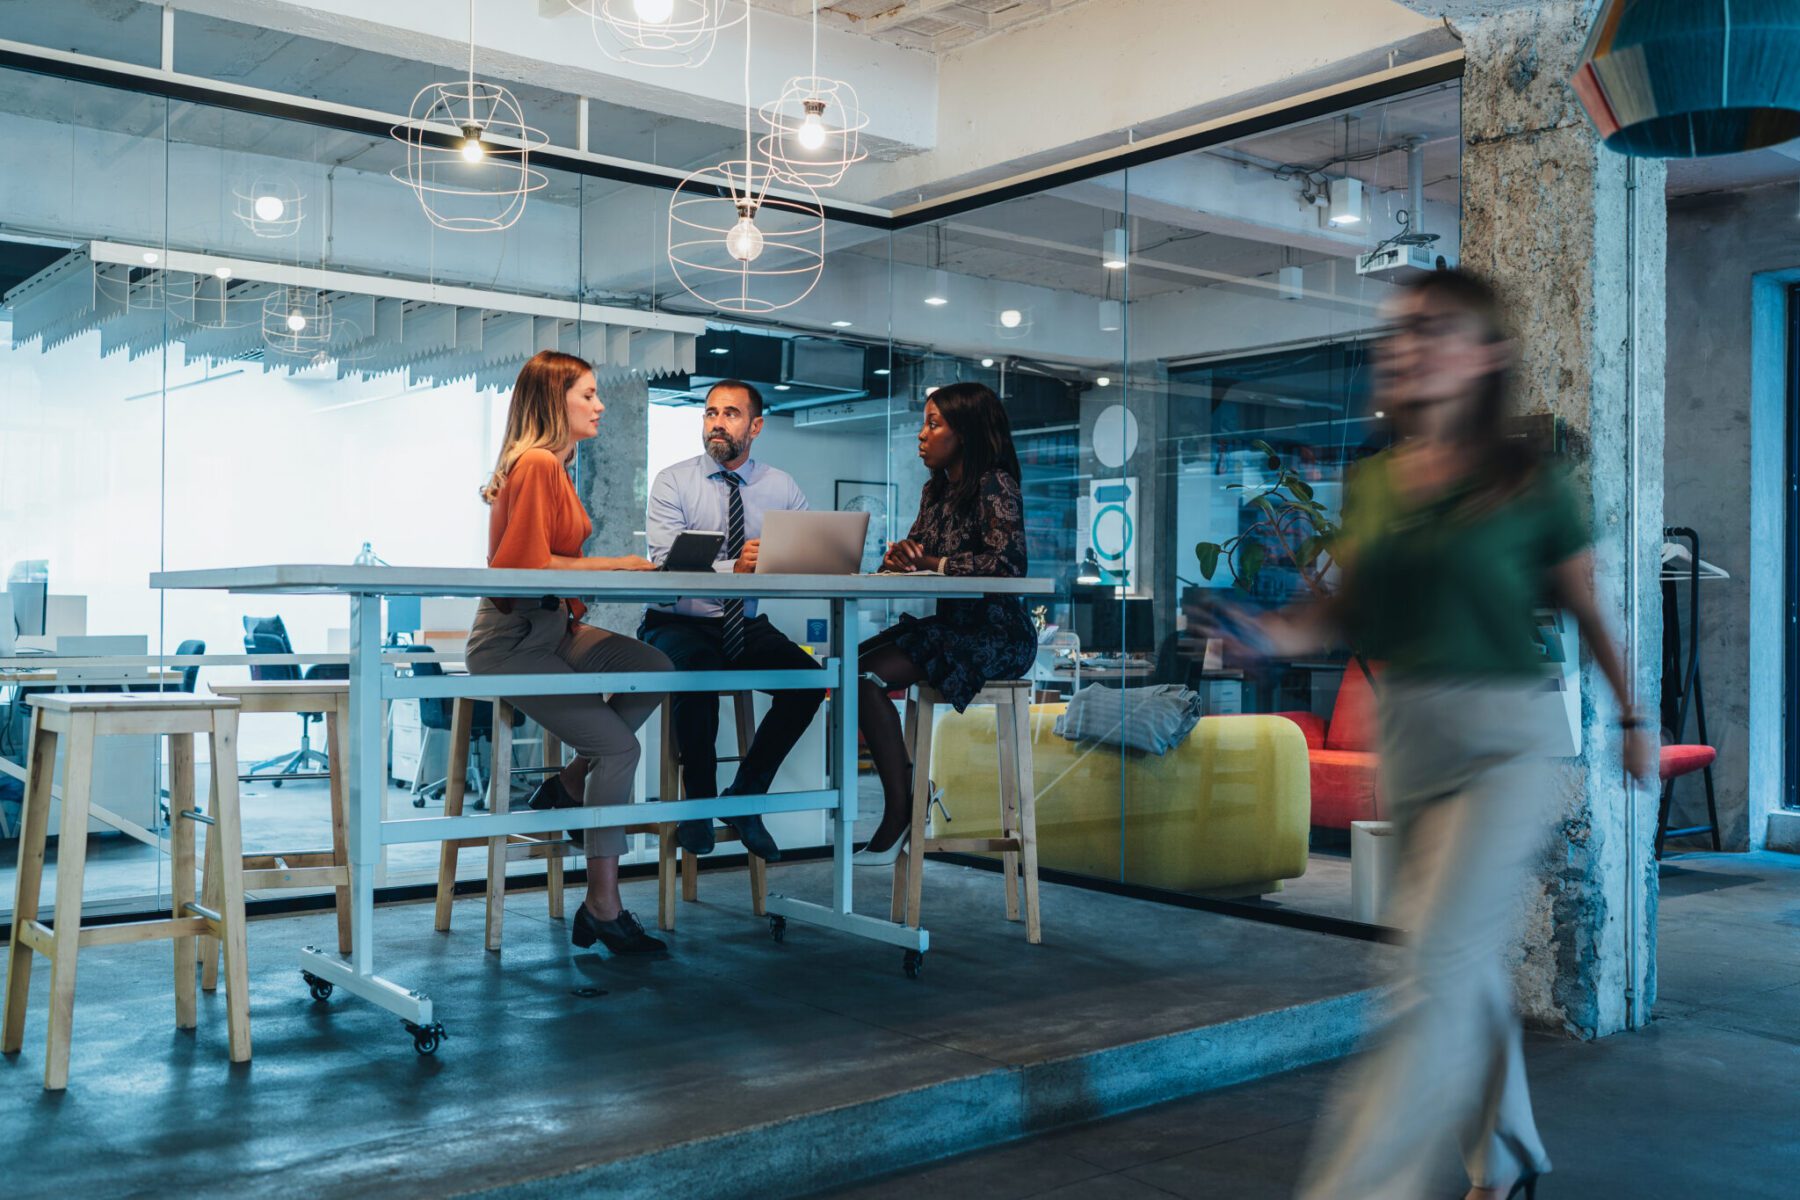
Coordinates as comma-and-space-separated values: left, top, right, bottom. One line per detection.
675, 819, 716, 855
572, 906, 666, 955
723, 814, 781, 862
528, 776, 584, 844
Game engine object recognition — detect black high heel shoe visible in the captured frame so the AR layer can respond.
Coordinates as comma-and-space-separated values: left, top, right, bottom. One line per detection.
572, 906, 666, 955
1508, 1174, 1540, 1200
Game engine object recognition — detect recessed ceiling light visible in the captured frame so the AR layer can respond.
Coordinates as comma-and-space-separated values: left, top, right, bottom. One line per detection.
925, 386, 938, 397
830, 319, 853, 328
773, 384, 791, 391
709, 346, 730, 355
981, 358, 995, 368
873, 367, 890, 376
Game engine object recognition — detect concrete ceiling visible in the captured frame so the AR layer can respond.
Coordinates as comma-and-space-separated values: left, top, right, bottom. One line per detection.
751, 0, 1098, 54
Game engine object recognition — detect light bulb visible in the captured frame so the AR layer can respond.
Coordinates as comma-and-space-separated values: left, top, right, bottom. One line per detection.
981, 358, 995, 368
796, 98, 829, 154
460, 126, 485, 162
253, 194, 285, 222
1096, 376, 1112, 388
142, 251, 159, 264
999, 308, 1023, 329
286, 312, 308, 333
726, 215, 765, 263
634, 0, 675, 23
213, 266, 233, 280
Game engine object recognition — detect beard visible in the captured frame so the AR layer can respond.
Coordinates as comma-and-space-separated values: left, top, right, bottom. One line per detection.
705, 430, 744, 464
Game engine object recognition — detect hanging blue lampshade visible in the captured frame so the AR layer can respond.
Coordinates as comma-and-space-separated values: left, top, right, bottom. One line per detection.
1573, 0, 1800, 157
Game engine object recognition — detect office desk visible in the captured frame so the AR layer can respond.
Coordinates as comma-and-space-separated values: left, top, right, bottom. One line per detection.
150, 564, 1051, 1051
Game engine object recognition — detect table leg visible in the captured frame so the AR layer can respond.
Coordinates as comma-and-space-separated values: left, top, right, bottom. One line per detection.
298, 594, 436, 1042
764, 598, 926, 959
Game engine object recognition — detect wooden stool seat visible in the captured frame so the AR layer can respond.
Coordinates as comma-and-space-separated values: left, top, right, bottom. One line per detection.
892, 680, 1042, 946
202, 681, 352, 977
4, 695, 252, 1089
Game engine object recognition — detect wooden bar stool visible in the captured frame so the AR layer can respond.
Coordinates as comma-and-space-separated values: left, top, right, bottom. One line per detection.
433, 697, 571, 951
200, 681, 351, 989
654, 693, 768, 931
892, 681, 1042, 955
2, 694, 251, 1090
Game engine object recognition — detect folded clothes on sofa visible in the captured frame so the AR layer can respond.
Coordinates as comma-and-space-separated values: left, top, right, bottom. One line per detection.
1053, 683, 1204, 755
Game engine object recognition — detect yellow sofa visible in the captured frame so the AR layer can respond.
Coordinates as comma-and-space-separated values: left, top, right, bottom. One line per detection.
930, 705, 1310, 897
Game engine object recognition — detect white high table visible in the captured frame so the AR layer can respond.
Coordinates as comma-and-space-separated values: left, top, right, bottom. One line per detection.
149, 564, 1051, 1053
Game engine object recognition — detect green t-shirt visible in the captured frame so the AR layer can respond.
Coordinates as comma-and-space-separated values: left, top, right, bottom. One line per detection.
1336, 452, 1590, 679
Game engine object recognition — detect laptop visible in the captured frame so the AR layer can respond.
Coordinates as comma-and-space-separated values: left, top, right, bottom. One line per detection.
755, 510, 870, 575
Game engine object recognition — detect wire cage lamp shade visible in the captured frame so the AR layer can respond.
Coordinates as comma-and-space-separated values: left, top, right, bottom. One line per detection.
759, 76, 868, 190
231, 173, 306, 238
391, 80, 549, 232
262, 286, 334, 357
669, 160, 825, 315
1574, 0, 1800, 157
566, 0, 745, 69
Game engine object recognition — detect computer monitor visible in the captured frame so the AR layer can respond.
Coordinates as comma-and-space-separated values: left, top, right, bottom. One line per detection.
7, 581, 46, 637
1075, 596, 1156, 655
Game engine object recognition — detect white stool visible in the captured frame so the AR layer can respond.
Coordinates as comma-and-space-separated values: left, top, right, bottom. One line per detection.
891, 681, 1042, 948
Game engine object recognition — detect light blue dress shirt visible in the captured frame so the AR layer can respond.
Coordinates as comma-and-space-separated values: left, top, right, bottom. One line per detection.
646, 454, 810, 619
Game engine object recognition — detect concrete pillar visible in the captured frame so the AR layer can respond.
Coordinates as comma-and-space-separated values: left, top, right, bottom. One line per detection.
573, 372, 650, 635
1438, 1, 1666, 1037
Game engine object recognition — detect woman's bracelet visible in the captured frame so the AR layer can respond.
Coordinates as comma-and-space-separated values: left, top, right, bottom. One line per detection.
1618, 713, 1649, 731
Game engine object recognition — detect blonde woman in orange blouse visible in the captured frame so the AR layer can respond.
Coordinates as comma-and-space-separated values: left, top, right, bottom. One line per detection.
465, 350, 671, 956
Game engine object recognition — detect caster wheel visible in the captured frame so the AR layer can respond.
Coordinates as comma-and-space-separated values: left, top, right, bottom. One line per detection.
411, 796, 425, 809
768, 915, 787, 944
301, 971, 334, 1003
271, 779, 283, 789
403, 1020, 446, 1056
902, 950, 924, 980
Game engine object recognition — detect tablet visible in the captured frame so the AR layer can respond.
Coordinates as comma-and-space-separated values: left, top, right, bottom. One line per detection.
661, 530, 726, 571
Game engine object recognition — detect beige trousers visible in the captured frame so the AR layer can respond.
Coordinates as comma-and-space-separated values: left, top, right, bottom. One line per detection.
1298, 677, 1554, 1200
465, 600, 669, 859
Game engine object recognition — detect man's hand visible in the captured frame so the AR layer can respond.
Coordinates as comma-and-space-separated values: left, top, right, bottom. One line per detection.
733, 539, 761, 574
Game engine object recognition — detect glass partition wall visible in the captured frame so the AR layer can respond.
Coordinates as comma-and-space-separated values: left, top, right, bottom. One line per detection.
0, 51, 1462, 928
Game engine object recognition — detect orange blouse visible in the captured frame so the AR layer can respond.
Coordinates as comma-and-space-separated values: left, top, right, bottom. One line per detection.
488, 448, 591, 620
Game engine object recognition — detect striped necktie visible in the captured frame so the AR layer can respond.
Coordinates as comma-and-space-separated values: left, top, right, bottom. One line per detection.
719, 470, 747, 659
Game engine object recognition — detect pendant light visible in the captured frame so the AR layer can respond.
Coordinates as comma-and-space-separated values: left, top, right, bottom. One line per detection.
232, 172, 306, 239
567, 0, 744, 70
1101, 224, 1128, 270
759, 2, 868, 189
668, 4, 824, 314
392, 0, 548, 232
262, 286, 334, 357
1574, 0, 1800, 158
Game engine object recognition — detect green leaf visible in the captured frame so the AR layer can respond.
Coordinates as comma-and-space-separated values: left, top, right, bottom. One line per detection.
1195, 542, 1222, 580
1251, 439, 1276, 457
1238, 541, 1266, 588
1251, 496, 1279, 526
1289, 475, 1315, 501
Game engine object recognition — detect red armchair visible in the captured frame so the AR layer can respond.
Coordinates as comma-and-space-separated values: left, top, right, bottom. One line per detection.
1276, 664, 1381, 830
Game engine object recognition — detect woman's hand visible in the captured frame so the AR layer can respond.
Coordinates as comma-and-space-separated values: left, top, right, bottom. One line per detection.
598, 554, 657, 572
1622, 724, 1656, 783
883, 539, 931, 572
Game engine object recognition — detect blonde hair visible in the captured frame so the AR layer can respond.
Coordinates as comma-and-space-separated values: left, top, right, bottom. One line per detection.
481, 350, 592, 504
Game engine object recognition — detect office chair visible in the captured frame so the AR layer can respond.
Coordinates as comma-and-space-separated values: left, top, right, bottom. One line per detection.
241, 614, 335, 786
400, 647, 524, 808
174, 638, 205, 693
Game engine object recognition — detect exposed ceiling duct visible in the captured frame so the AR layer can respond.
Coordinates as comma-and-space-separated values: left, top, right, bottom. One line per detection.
2, 240, 705, 391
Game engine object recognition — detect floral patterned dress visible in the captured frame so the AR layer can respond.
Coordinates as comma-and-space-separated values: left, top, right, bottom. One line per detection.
863, 468, 1036, 711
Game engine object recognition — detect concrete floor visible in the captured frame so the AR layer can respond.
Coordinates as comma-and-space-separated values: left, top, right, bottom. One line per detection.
0, 853, 1394, 1198
823, 850, 1800, 1199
